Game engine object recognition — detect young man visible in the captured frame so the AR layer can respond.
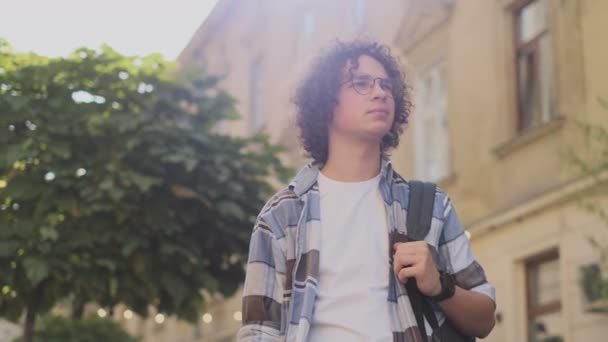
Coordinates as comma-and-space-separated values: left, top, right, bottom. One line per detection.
237, 40, 496, 342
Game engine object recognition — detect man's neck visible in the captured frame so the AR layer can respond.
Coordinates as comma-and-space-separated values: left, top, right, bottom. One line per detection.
321, 135, 382, 182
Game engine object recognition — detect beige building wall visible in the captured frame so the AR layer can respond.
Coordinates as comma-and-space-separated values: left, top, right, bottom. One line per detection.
390, 1, 608, 341
174, 0, 608, 341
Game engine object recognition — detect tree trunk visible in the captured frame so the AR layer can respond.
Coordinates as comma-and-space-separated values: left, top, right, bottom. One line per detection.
72, 296, 85, 320
23, 280, 47, 342
23, 307, 36, 342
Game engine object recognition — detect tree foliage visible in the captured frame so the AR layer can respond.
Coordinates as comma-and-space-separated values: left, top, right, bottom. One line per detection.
0, 38, 290, 339
13, 315, 138, 342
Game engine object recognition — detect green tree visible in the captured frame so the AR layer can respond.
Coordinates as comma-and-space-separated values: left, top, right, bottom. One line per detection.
567, 97, 608, 304
13, 315, 138, 342
0, 39, 290, 342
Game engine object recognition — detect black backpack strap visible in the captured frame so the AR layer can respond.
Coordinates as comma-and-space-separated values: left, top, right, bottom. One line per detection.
407, 181, 437, 241
404, 273, 431, 340
406, 181, 440, 339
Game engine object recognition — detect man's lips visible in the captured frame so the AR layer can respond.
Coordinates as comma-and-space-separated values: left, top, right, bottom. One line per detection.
367, 108, 390, 116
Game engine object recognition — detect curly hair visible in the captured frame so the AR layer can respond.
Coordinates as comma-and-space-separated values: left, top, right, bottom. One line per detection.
293, 39, 412, 165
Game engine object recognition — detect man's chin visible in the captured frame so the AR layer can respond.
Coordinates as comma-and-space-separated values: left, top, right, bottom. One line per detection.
357, 130, 391, 144
367, 126, 392, 140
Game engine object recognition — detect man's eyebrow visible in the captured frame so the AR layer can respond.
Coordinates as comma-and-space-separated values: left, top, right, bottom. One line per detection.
352, 73, 389, 79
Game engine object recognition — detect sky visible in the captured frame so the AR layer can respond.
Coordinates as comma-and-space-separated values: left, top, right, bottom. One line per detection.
0, 0, 219, 60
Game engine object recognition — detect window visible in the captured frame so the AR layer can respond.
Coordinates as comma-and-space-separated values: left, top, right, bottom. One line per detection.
249, 56, 264, 133
295, 10, 315, 59
513, 0, 554, 132
302, 11, 315, 40
219, 43, 230, 75
352, 0, 366, 30
414, 64, 451, 182
525, 249, 563, 342
200, 54, 208, 73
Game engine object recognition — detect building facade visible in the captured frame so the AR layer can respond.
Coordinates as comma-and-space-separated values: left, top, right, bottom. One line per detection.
175, 0, 608, 341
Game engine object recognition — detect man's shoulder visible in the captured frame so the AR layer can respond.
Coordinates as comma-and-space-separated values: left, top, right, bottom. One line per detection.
260, 188, 301, 216
390, 170, 451, 219
253, 187, 303, 239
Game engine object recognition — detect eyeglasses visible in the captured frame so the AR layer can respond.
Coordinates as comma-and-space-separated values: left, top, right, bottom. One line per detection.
344, 75, 394, 95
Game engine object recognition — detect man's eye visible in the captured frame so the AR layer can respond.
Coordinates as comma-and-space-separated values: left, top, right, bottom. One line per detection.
353, 80, 370, 88
381, 80, 393, 90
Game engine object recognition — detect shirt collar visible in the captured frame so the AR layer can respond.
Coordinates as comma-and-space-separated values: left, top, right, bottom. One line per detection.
288, 158, 394, 197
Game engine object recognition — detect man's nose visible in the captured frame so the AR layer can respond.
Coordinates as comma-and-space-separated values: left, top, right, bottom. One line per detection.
371, 81, 389, 100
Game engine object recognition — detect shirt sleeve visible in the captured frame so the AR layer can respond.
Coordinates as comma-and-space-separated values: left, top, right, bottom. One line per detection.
237, 217, 286, 342
438, 194, 496, 304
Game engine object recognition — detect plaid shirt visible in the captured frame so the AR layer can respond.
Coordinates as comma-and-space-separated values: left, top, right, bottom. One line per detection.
237, 160, 496, 342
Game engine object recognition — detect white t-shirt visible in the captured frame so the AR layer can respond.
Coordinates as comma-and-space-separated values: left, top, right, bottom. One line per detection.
308, 171, 393, 342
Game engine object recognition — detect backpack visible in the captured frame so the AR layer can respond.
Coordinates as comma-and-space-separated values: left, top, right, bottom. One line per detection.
391, 180, 475, 342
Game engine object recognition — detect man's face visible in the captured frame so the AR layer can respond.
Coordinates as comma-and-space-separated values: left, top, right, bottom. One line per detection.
331, 54, 396, 144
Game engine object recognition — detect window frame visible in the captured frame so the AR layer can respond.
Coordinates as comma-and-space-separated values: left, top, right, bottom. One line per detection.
352, 0, 366, 30
511, 0, 551, 132
249, 56, 264, 134
524, 248, 562, 342
414, 62, 451, 182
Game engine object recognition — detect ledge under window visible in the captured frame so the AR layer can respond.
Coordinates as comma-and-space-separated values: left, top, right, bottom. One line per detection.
493, 116, 566, 159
